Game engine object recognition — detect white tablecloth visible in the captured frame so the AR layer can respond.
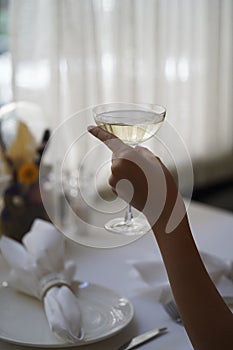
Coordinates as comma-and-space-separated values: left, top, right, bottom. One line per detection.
0, 201, 232, 349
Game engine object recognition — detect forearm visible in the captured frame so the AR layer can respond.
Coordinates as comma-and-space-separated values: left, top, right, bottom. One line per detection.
149, 212, 233, 349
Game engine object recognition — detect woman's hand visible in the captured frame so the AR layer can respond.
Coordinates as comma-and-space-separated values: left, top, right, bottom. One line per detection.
88, 126, 183, 230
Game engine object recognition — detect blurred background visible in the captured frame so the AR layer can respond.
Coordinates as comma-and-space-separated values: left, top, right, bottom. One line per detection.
0, 0, 232, 211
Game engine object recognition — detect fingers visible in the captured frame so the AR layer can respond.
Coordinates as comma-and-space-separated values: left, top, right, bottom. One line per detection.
88, 125, 128, 153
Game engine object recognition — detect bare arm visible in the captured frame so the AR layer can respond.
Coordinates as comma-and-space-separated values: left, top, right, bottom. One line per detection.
88, 126, 233, 350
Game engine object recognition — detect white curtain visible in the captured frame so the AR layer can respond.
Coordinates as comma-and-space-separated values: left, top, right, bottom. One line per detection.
9, 0, 233, 185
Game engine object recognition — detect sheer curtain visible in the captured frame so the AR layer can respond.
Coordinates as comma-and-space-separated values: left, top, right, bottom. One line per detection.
9, 0, 233, 185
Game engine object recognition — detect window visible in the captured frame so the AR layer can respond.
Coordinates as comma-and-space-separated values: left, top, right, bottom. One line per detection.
0, 0, 12, 106
2, 1, 233, 191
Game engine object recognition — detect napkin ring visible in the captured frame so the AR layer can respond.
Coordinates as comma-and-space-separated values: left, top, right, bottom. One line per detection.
39, 273, 71, 300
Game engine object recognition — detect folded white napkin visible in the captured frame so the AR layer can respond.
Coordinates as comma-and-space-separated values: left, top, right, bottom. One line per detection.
0, 219, 84, 344
130, 252, 233, 302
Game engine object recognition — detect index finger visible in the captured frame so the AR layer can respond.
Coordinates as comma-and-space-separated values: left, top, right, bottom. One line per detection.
87, 125, 128, 153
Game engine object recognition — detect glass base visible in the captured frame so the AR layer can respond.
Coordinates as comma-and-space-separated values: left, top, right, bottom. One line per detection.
104, 216, 150, 236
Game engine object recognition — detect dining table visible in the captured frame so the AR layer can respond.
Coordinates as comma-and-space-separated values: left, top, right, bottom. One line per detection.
0, 200, 232, 350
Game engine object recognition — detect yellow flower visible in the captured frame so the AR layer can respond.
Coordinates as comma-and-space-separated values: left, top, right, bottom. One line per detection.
6, 121, 37, 167
17, 162, 39, 185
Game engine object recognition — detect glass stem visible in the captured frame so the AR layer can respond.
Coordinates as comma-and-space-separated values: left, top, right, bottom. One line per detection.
124, 143, 136, 226
124, 204, 133, 225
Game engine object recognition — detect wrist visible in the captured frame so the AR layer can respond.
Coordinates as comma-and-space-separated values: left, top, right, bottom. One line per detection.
146, 192, 187, 234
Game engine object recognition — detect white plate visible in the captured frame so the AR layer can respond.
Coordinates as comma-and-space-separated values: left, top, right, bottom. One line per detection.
0, 257, 134, 348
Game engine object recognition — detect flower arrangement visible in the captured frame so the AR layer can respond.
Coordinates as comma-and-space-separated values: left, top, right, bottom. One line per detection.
0, 120, 50, 241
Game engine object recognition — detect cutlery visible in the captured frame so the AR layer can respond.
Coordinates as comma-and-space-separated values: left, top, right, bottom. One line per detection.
163, 300, 183, 325
163, 296, 233, 325
222, 296, 233, 308
117, 327, 168, 350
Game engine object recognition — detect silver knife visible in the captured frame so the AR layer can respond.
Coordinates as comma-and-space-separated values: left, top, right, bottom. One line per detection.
117, 327, 168, 350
